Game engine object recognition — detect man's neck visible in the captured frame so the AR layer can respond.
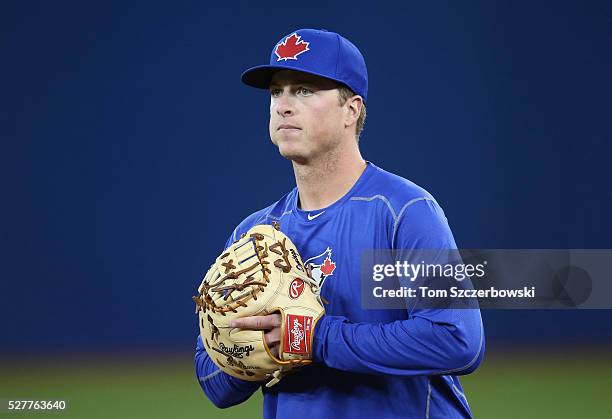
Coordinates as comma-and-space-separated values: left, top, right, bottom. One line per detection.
292, 142, 366, 211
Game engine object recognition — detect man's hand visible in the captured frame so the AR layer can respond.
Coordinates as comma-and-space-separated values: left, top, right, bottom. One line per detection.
230, 314, 282, 357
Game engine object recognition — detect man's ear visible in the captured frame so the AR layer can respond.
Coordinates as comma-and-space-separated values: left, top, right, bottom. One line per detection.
344, 95, 363, 128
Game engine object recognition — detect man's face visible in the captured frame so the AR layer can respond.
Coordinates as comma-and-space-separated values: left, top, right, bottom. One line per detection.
269, 70, 345, 164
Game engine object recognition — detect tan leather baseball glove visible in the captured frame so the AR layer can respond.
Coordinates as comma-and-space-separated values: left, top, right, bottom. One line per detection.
193, 223, 325, 387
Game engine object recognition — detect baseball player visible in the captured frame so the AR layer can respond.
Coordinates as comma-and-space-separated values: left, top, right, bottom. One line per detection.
195, 28, 484, 418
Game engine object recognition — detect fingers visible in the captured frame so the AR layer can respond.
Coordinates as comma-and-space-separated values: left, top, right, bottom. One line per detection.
268, 343, 280, 358
230, 314, 282, 357
264, 327, 281, 347
230, 313, 281, 330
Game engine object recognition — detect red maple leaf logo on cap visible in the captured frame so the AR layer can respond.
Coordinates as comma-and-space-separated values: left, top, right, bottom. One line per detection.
320, 256, 336, 276
275, 33, 310, 61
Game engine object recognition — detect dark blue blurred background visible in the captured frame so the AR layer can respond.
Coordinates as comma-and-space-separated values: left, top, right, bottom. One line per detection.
2, 0, 611, 353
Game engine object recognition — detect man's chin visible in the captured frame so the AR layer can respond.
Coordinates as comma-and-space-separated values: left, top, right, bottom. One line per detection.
277, 147, 309, 165
280, 152, 307, 164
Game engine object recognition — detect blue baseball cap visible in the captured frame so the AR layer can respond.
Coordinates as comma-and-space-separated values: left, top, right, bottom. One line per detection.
241, 29, 368, 102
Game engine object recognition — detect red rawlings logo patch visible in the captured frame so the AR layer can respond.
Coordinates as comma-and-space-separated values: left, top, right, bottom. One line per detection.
283, 314, 312, 354
289, 278, 305, 299
275, 33, 310, 61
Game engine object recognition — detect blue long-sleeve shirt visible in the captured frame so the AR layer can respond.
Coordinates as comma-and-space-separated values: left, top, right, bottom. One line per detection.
195, 162, 485, 418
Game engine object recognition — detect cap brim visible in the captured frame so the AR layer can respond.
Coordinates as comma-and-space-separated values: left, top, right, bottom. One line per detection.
241, 65, 285, 89
241, 64, 350, 91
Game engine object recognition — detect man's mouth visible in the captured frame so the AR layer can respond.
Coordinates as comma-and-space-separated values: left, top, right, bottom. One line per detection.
278, 124, 301, 131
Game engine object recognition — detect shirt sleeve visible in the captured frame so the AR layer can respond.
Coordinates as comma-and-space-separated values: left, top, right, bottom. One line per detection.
312, 198, 485, 376
193, 230, 261, 408
194, 336, 261, 408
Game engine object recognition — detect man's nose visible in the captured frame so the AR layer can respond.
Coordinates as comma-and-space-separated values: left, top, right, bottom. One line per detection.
275, 93, 295, 116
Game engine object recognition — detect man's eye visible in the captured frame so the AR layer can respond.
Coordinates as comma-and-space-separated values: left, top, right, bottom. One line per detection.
270, 89, 282, 97
297, 87, 313, 96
